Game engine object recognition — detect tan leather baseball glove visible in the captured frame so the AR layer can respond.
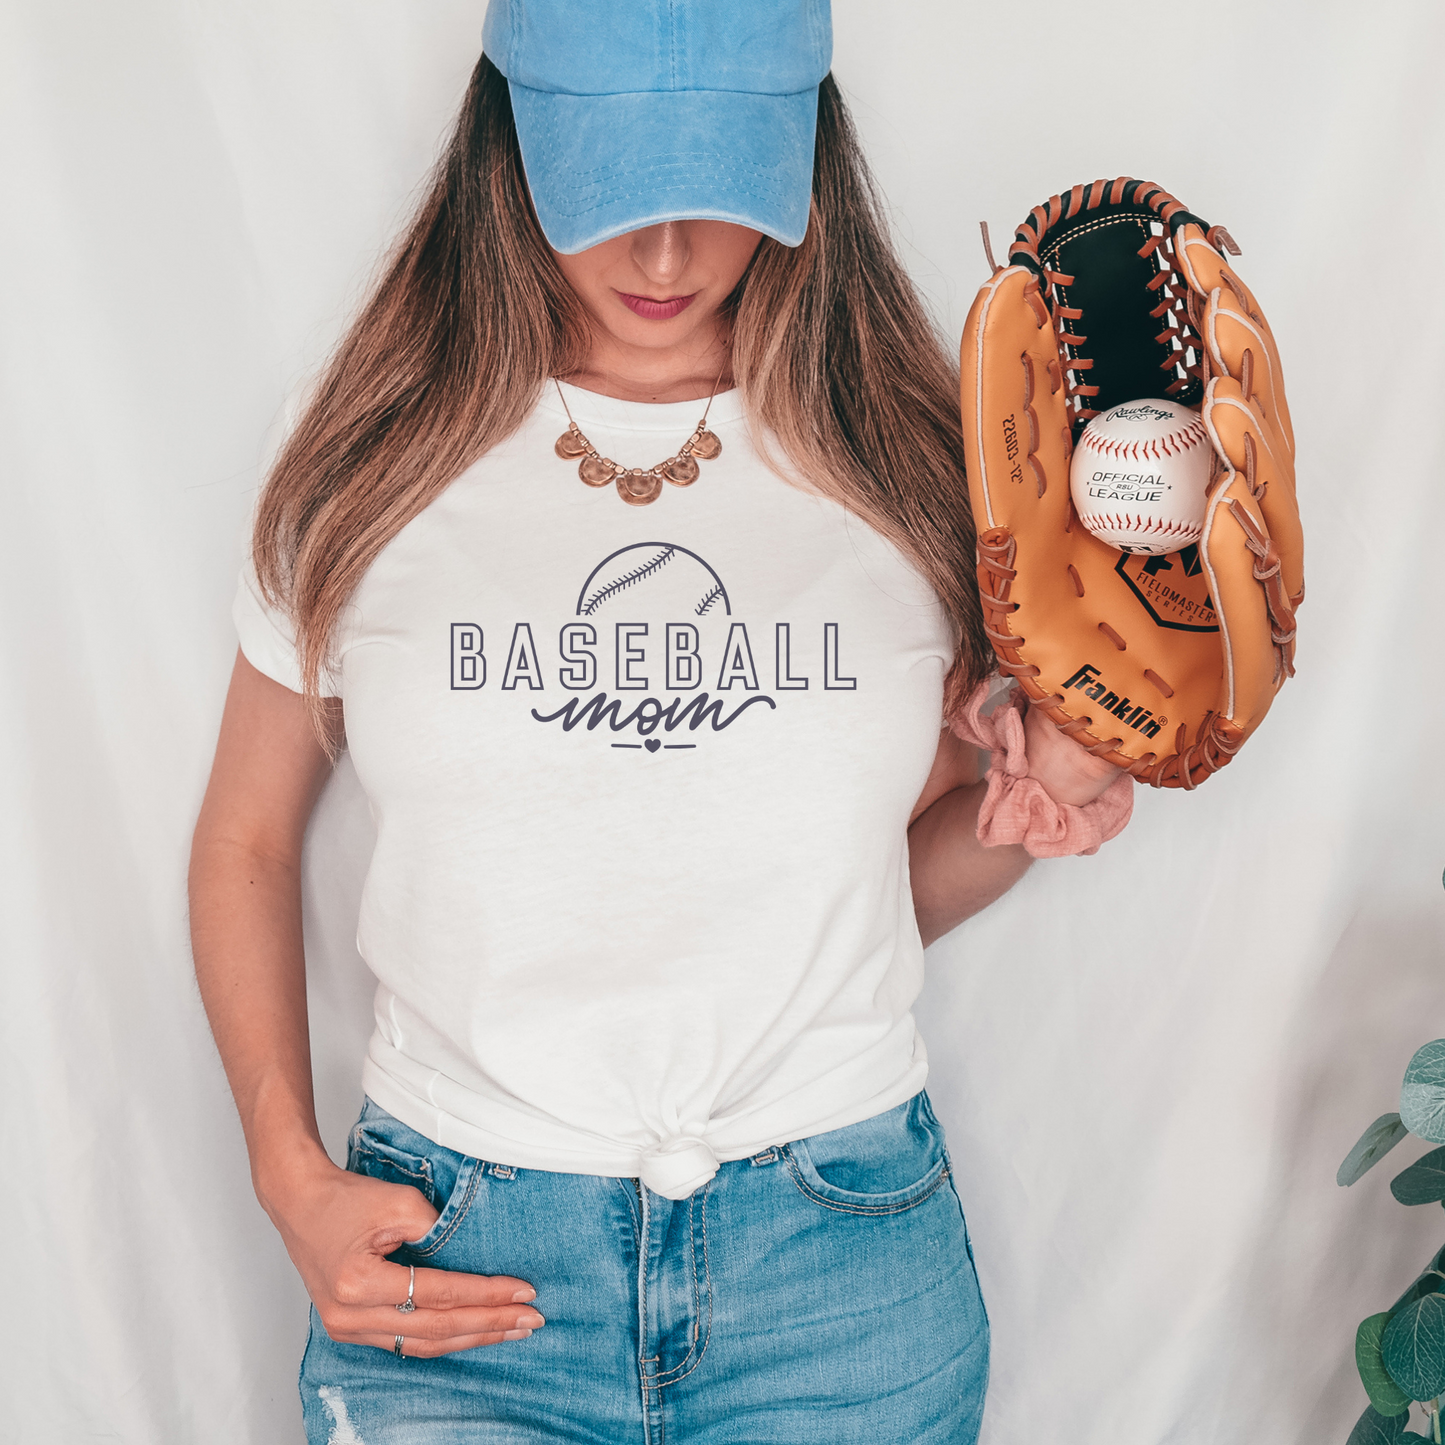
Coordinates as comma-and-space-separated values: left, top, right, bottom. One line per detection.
959, 178, 1302, 788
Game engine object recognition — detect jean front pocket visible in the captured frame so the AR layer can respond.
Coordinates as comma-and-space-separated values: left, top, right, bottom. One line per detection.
346, 1102, 483, 1258
784, 1092, 951, 1216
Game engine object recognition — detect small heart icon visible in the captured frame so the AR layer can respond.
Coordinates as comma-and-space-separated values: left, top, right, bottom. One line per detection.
644, 738, 661, 753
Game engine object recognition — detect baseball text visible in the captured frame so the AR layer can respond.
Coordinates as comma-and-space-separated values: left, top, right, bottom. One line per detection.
451, 621, 855, 693
1086, 470, 1164, 503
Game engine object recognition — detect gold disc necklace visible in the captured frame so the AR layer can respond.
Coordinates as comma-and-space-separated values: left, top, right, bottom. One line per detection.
552, 375, 724, 507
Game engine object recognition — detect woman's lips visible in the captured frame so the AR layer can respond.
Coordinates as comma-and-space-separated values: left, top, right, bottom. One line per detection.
615, 291, 698, 321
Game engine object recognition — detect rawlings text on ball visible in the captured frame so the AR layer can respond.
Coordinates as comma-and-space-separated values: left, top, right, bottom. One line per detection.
1069, 398, 1212, 555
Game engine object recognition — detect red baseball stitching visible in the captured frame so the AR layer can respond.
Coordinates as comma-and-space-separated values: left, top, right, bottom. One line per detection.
1078, 421, 1207, 462
1077, 512, 1201, 538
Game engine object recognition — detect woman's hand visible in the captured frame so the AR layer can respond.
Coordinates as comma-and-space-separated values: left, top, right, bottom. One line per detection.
261, 1152, 544, 1357
1022, 703, 1123, 806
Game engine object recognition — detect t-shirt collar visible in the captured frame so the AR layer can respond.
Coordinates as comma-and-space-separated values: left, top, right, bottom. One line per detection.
542, 378, 745, 434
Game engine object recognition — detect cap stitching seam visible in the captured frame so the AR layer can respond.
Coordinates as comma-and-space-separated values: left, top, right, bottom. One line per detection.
668, 0, 678, 91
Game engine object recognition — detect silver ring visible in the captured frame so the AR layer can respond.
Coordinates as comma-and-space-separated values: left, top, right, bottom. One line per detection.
396, 1264, 416, 1314
393, 1334, 406, 1358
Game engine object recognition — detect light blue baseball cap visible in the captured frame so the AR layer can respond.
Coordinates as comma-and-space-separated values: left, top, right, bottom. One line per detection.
482, 0, 833, 254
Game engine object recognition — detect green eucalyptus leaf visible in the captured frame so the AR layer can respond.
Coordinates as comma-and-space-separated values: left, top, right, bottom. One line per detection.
1394, 1149, 1445, 1206
1402, 1042, 1445, 1144
1348, 1403, 1409, 1444
1358, 1313, 1415, 1416
1383, 1294, 1445, 1400
1391, 1271, 1445, 1318
1342, 1116, 1411, 1186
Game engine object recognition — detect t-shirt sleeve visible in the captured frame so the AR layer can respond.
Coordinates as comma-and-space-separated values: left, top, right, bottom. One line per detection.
231, 561, 340, 698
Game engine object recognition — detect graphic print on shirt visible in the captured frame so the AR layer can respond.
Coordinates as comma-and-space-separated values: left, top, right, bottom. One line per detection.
577, 543, 729, 620
449, 541, 859, 753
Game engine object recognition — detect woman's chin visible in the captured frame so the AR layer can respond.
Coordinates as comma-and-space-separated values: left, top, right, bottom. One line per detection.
598, 307, 714, 352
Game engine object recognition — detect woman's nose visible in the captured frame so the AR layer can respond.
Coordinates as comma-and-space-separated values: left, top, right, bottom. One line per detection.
629, 221, 690, 287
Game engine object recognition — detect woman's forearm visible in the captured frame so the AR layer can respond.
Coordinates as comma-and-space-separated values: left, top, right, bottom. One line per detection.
908, 781, 1032, 947
188, 836, 335, 1209
189, 653, 344, 1214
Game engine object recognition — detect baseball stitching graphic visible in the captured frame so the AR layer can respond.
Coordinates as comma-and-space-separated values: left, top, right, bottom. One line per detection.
576, 543, 731, 618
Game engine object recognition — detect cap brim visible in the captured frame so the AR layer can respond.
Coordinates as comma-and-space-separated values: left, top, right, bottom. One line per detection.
507, 83, 818, 254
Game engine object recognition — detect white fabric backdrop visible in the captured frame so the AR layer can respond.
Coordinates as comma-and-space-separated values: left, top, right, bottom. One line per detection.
3, 2, 1443, 1440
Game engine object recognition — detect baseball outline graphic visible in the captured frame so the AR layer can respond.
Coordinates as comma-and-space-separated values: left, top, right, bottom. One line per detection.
1069, 398, 1212, 555
575, 542, 731, 619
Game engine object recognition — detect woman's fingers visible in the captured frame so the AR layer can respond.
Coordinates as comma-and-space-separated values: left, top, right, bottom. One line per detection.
350, 1328, 533, 1358
332, 1259, 533, 1312
333, 1301, 546, 1341
322, 1262, 545, 1351
320, 1259, 542, 1346
408, 1263, 536, 1309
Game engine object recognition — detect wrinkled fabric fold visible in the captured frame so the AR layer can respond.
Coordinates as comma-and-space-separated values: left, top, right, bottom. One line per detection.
639, 1135, 720, 1200
949, 683, 1133, 858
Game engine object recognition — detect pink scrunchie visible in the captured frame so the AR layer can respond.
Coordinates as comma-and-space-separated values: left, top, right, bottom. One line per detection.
949, 682, 1134, 858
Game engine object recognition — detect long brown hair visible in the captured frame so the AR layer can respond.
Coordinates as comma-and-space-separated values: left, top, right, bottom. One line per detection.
254, 56, 989, 718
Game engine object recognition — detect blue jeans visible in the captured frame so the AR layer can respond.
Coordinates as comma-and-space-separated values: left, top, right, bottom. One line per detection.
300, 1094, 989, 1444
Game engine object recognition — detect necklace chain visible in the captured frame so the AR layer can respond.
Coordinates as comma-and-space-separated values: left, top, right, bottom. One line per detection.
552, 375, 725, 507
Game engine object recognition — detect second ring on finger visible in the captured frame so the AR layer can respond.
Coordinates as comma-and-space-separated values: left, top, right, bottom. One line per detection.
351, 1329, 522, 1358
396, 1265, 416, 1315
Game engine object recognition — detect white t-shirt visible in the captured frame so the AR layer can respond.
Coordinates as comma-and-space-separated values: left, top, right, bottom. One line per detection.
235, 382, 954, 1198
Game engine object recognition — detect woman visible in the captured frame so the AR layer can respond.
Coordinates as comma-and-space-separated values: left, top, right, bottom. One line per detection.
189, 4, 1125, 1441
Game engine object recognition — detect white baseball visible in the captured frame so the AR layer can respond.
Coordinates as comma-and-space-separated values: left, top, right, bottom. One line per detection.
1069, 398, 1213, 555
